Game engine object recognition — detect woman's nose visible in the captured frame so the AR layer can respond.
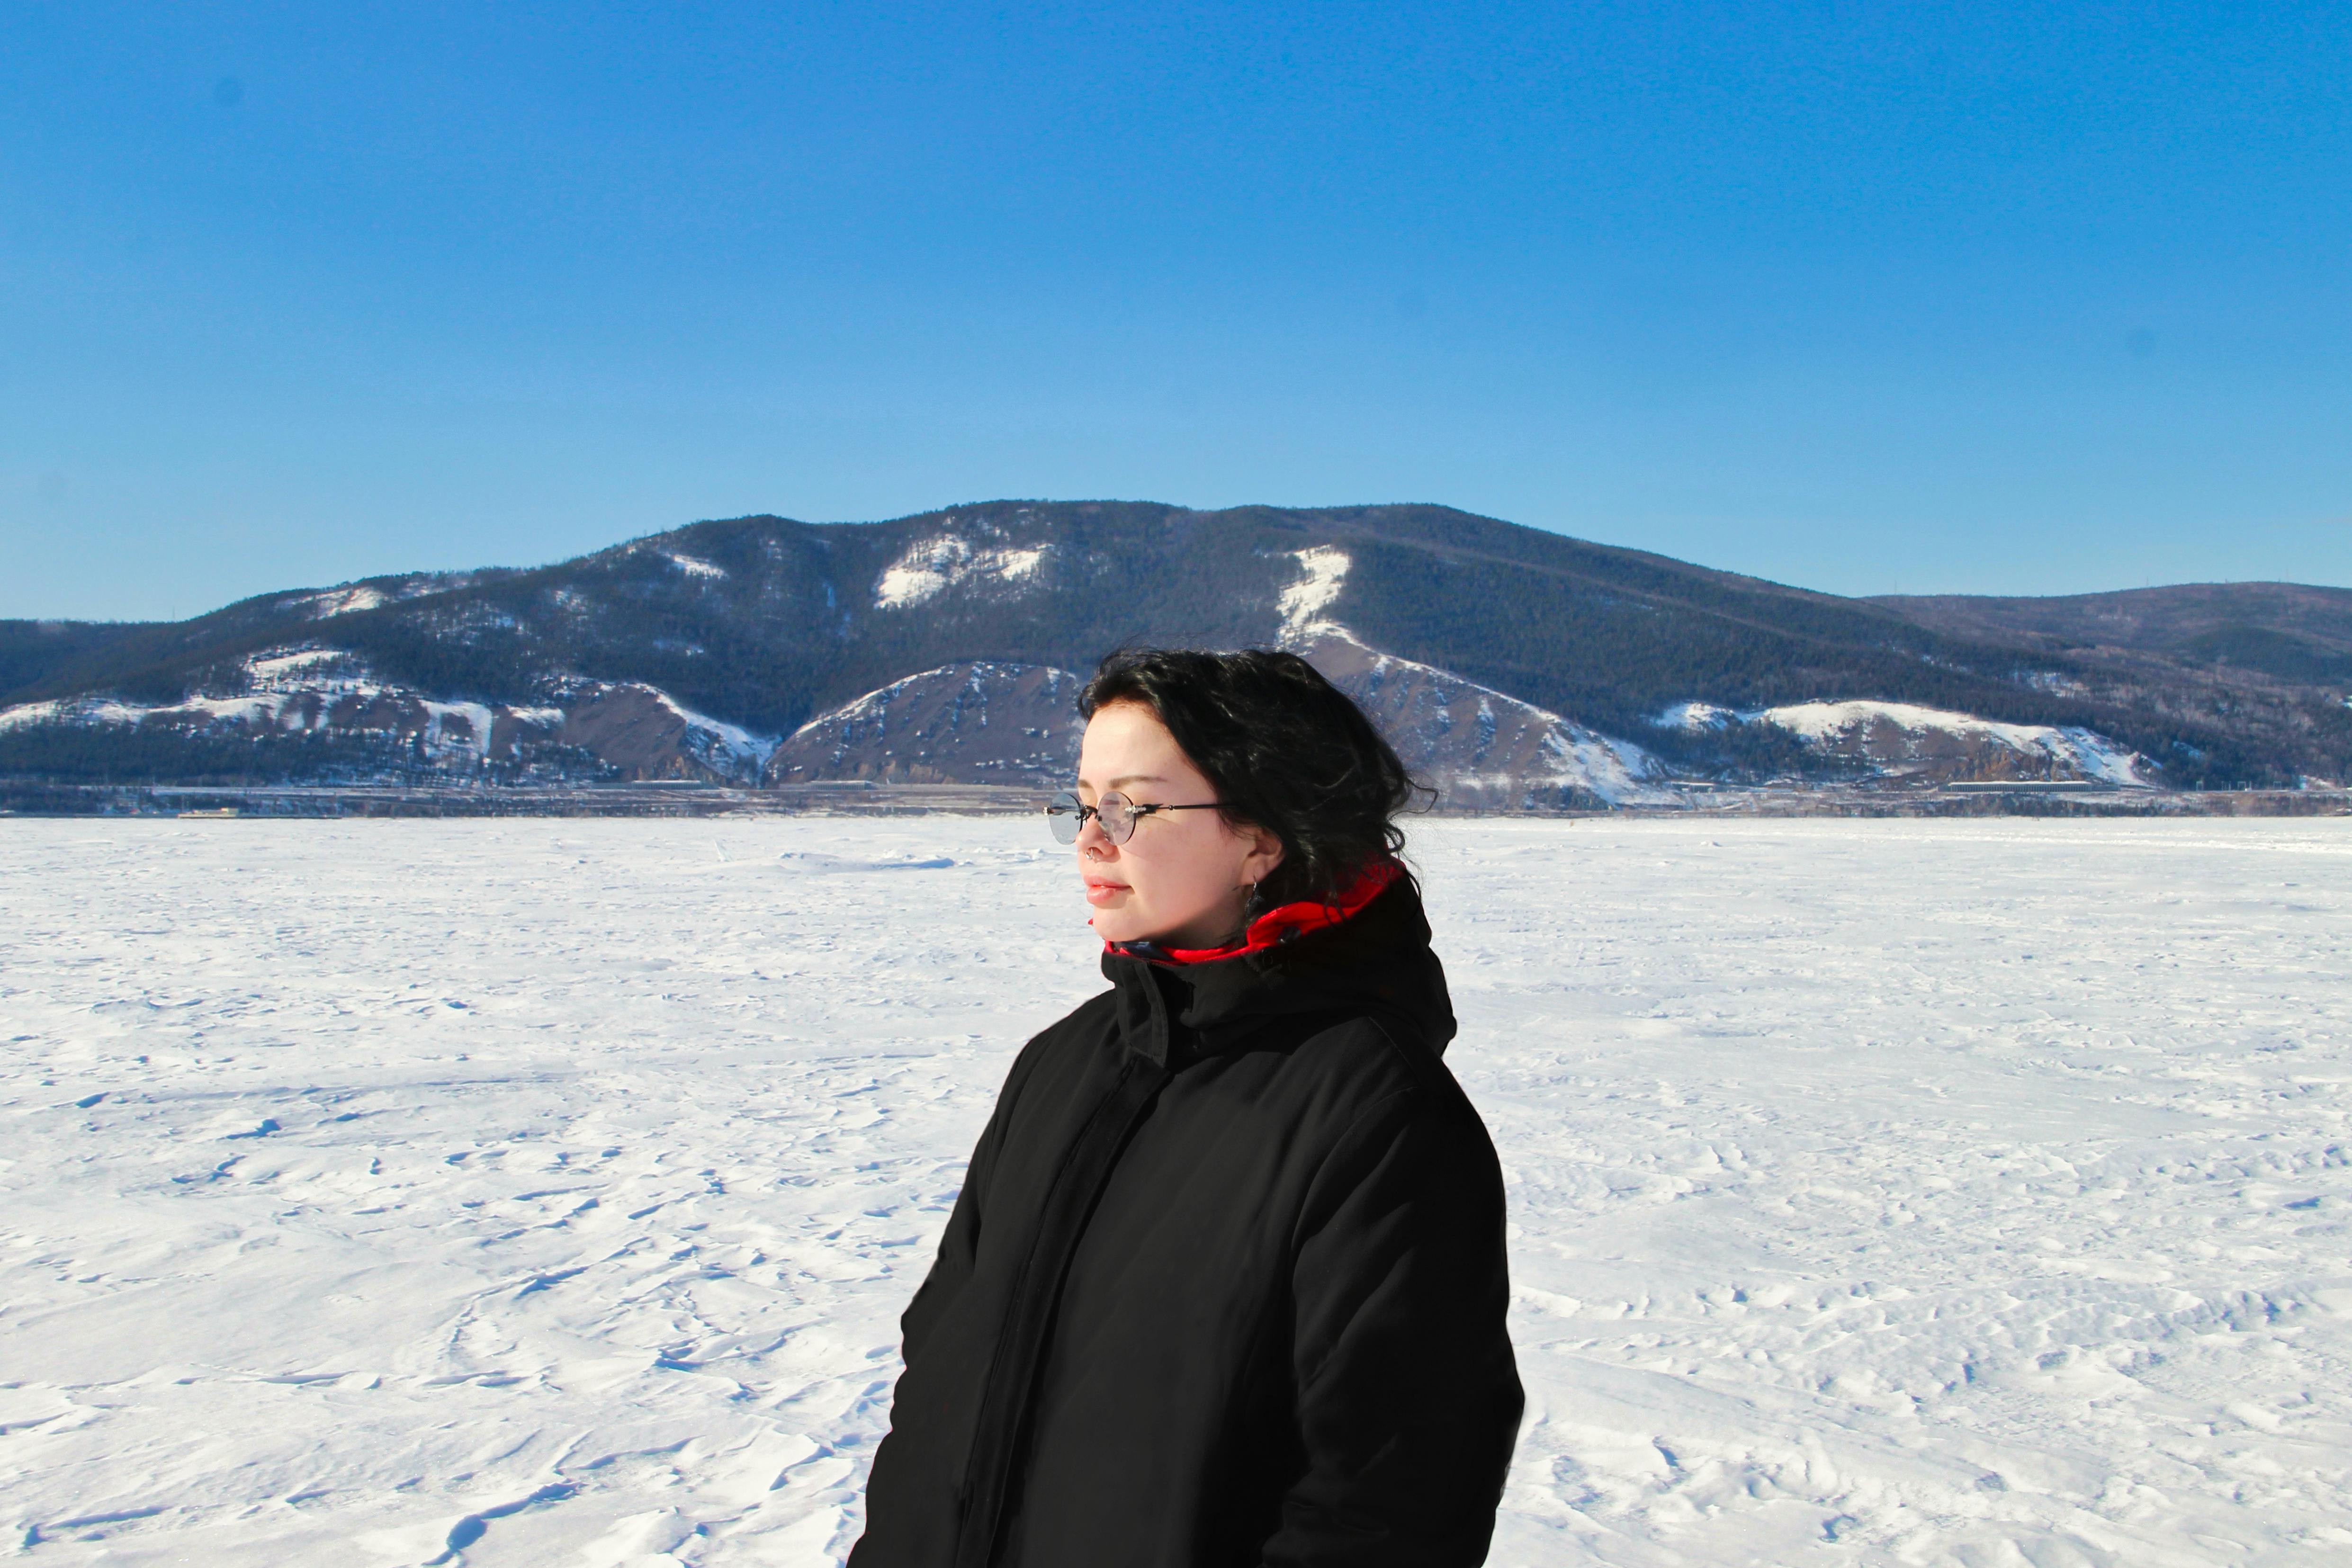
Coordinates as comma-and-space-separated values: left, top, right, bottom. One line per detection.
1074, 813, 1114, 853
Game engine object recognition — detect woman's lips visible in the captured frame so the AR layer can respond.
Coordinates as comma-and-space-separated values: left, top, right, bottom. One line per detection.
1083, 877, 1129, 906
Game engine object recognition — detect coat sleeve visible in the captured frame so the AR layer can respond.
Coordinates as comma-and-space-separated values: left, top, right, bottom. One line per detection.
1260, 1088, 1524, 1568
895, 1032, 1047, 1368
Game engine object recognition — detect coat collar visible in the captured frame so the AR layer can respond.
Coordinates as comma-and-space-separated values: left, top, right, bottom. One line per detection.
1099, 866, 1455, 1068
1103, 860, 1404, 967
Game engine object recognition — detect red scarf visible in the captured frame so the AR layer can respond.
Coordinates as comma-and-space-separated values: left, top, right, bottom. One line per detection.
1105, 859, 1404, 965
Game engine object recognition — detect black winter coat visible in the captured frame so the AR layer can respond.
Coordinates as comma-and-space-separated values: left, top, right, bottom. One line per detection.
849, 874, 1523, 1568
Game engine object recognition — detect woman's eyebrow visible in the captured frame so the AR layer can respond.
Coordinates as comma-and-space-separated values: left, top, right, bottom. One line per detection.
1073, 773, 1169, 790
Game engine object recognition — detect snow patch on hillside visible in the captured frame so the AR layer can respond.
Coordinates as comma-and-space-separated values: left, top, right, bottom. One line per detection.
245, 648, 355, 686
1655, 700, 1737, 732
301, 586, 388, 618
1755, 699, 2155, 784
0, 694, 283, 736
2, 646, 782, 783
875, 536, 1046, 609
1651, 696, 2156, 785
0, 686, 506, 763
617, 542, 725, 579
1525, 722, 1681, 807
2, 650, 517, 767
1278, 547, 1350, 641
162, 695, 281, 726
653, 692, 778, 772
0, 697, 150, 734
422, 700, 498, 756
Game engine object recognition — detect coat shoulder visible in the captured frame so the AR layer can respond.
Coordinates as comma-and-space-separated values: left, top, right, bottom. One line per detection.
992, 987, 1123, 1105
1280, 1011, 1489, 1145
1035, 986, 1120, 1046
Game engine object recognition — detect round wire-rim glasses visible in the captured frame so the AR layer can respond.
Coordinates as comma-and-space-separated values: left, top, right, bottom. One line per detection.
1045, 789, 1225, 845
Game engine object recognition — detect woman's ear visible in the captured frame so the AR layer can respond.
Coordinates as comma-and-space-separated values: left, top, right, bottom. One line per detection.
1240, 823, 1285, 888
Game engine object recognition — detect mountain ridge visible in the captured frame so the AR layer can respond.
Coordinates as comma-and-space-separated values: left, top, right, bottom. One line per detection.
5, 501, 2346, 795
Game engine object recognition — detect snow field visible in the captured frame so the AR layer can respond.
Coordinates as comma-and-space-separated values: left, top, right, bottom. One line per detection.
1, 817, 2347, 1566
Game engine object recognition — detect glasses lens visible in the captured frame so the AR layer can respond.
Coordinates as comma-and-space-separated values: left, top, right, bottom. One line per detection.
1096, 791, 1134, 844
1046, 790, 1082, 844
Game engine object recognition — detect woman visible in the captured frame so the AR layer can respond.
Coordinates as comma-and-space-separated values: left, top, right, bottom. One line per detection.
851, 649, 1522, 1568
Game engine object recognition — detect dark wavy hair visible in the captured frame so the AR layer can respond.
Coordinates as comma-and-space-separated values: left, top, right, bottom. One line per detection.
1078, 648, 1426, 907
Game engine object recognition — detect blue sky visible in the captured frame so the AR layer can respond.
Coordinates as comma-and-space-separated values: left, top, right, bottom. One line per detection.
4, 1, 2347, 619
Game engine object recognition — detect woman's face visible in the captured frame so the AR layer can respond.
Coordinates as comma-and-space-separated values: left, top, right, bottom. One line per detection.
1074, 701, 1285, 948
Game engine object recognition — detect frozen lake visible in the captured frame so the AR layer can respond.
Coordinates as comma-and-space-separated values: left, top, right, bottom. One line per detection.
3, 816, 2348, 1566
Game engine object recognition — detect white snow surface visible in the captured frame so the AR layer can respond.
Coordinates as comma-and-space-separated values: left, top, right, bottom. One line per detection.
4, 818, 2348, 1566
872, 536, 1045, 610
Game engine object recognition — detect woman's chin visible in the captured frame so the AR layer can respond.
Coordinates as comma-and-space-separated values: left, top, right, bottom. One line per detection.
1094, 903, 1194, 946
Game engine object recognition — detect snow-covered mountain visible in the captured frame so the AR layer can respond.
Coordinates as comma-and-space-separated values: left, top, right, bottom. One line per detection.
744, 543, 1698, 805
4, 499, 2309, 797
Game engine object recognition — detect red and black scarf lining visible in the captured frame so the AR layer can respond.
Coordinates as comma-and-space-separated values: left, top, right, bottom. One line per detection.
1103, 859, 1404, 965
